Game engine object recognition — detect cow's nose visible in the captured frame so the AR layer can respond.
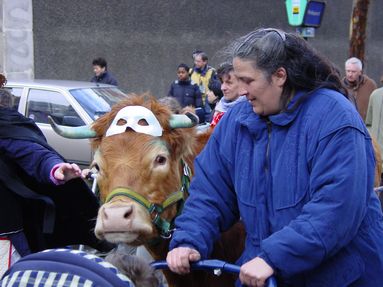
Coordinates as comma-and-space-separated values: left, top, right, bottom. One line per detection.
102, 205, 133, 230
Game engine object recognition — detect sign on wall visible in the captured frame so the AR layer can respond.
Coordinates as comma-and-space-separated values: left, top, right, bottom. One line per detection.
285, 0, 308, 26
302, 1, 326, 27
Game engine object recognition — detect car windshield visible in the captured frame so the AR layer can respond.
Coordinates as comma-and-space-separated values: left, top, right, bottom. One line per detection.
70, 87, 127, 120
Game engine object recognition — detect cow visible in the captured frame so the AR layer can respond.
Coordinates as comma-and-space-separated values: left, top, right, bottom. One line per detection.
50, 94, 245, 287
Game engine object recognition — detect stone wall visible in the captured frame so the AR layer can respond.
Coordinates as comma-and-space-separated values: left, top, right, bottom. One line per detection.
32, 0, 383, 96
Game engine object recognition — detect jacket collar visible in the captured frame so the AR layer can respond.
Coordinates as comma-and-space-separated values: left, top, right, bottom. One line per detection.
268, 90, 308, 126
239, 90, 308, 131
343, 75, 365, 91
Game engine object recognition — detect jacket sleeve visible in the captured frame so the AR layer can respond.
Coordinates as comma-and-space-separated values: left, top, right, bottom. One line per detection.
365, 91, 374, 128
0, 138, 63, 185
167, 83, 174, 97
259, 127, 374, 277
109, 75, 118, 86
169, 131, 239, 258
194, 84, 203, 108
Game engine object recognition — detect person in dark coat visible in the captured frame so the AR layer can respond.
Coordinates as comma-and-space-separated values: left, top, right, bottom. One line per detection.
168, 63, 202, 109
91, 57, 118, 86
0, 75, 108, 264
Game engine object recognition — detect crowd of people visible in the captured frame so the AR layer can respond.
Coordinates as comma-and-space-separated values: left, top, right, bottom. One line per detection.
1, 27, 383, 287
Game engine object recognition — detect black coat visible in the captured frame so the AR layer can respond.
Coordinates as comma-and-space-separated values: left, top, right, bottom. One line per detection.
168, 80, 203, 108
0, 108, 103, 253
91, 71, 118, 86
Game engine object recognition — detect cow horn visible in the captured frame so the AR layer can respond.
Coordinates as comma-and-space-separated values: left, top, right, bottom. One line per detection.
48, 116, 97, 139
169, 112, 199, 129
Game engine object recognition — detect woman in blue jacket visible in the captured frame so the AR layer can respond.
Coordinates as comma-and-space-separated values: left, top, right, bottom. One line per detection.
167, 28, 383, 286
168, 63, 203, 109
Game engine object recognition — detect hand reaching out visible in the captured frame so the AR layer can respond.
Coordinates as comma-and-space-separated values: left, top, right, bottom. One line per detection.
53, 163, 82, 183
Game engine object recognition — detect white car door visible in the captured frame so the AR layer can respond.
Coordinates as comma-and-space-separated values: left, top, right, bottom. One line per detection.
25, 88, 92, 167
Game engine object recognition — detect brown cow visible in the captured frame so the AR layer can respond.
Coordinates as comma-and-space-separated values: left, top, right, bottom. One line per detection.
50, 94, 244, 287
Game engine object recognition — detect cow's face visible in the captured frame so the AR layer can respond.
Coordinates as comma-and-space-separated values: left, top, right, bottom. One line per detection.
91, 96, 196, 245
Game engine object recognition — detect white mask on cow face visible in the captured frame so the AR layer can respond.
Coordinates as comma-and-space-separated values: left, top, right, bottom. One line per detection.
106, 106, 163, 137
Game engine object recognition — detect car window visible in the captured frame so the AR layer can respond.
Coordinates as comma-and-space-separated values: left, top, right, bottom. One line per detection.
70, 87, 127, 120
3, 87, 22, 110
27, 89, 85, 126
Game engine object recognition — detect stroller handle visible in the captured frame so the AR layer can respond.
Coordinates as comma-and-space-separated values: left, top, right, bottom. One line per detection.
151, 259, 277, 287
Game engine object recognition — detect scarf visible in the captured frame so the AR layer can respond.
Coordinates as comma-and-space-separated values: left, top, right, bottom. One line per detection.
215, 95, 247, 113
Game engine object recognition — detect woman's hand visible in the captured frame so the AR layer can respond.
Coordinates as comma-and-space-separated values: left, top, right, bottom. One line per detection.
54, 163, 82, 182
166, 247, 201, 274
239, 257, 274, 287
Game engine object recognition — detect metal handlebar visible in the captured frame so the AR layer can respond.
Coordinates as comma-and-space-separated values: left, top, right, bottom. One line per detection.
151, 259, 277, 287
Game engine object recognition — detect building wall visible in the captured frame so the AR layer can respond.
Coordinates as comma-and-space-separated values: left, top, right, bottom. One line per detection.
32, 0, 383, 97
1, 0, 34, 80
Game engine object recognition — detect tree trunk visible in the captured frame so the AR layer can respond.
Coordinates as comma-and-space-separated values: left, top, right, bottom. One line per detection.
349, 0, 370, 62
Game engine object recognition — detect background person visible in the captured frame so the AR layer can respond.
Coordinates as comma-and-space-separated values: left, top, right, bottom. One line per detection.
0, 74, 107, 269
168, 63, 202, 109
166, 28, 383, 287
366, 86, 383, 162
210, 62, 247, 128
343, 57, 377, 121
190, 51, 219, 120
91, 57, 118, 86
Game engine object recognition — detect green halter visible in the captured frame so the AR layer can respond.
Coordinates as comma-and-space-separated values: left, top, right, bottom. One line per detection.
104, 160, 191, 239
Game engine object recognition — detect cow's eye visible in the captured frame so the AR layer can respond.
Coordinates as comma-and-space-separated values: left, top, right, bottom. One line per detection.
155, 155, 167, 165
117, 119, 127, 126
138, 119, 149, 126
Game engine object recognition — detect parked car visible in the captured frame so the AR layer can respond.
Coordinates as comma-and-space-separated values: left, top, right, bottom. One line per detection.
4, 79, 128, 168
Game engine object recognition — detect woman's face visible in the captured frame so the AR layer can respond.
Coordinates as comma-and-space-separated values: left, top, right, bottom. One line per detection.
221, 71, 241, 102
233, 57, 286, 116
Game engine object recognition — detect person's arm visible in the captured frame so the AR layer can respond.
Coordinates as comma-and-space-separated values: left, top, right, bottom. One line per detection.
365, 92, 374, 129
169, 127, 239, 259
194, 84, 203, 108
109, 76, 118, 86
168, 83, 174, 97
0, 139, 80, 185
259, 127, 373, 277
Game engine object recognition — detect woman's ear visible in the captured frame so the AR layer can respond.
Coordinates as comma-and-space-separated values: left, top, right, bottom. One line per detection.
273, 67, 287, 87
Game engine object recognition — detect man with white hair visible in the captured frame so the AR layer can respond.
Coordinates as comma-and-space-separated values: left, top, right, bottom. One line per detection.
343, 57, 377, 121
